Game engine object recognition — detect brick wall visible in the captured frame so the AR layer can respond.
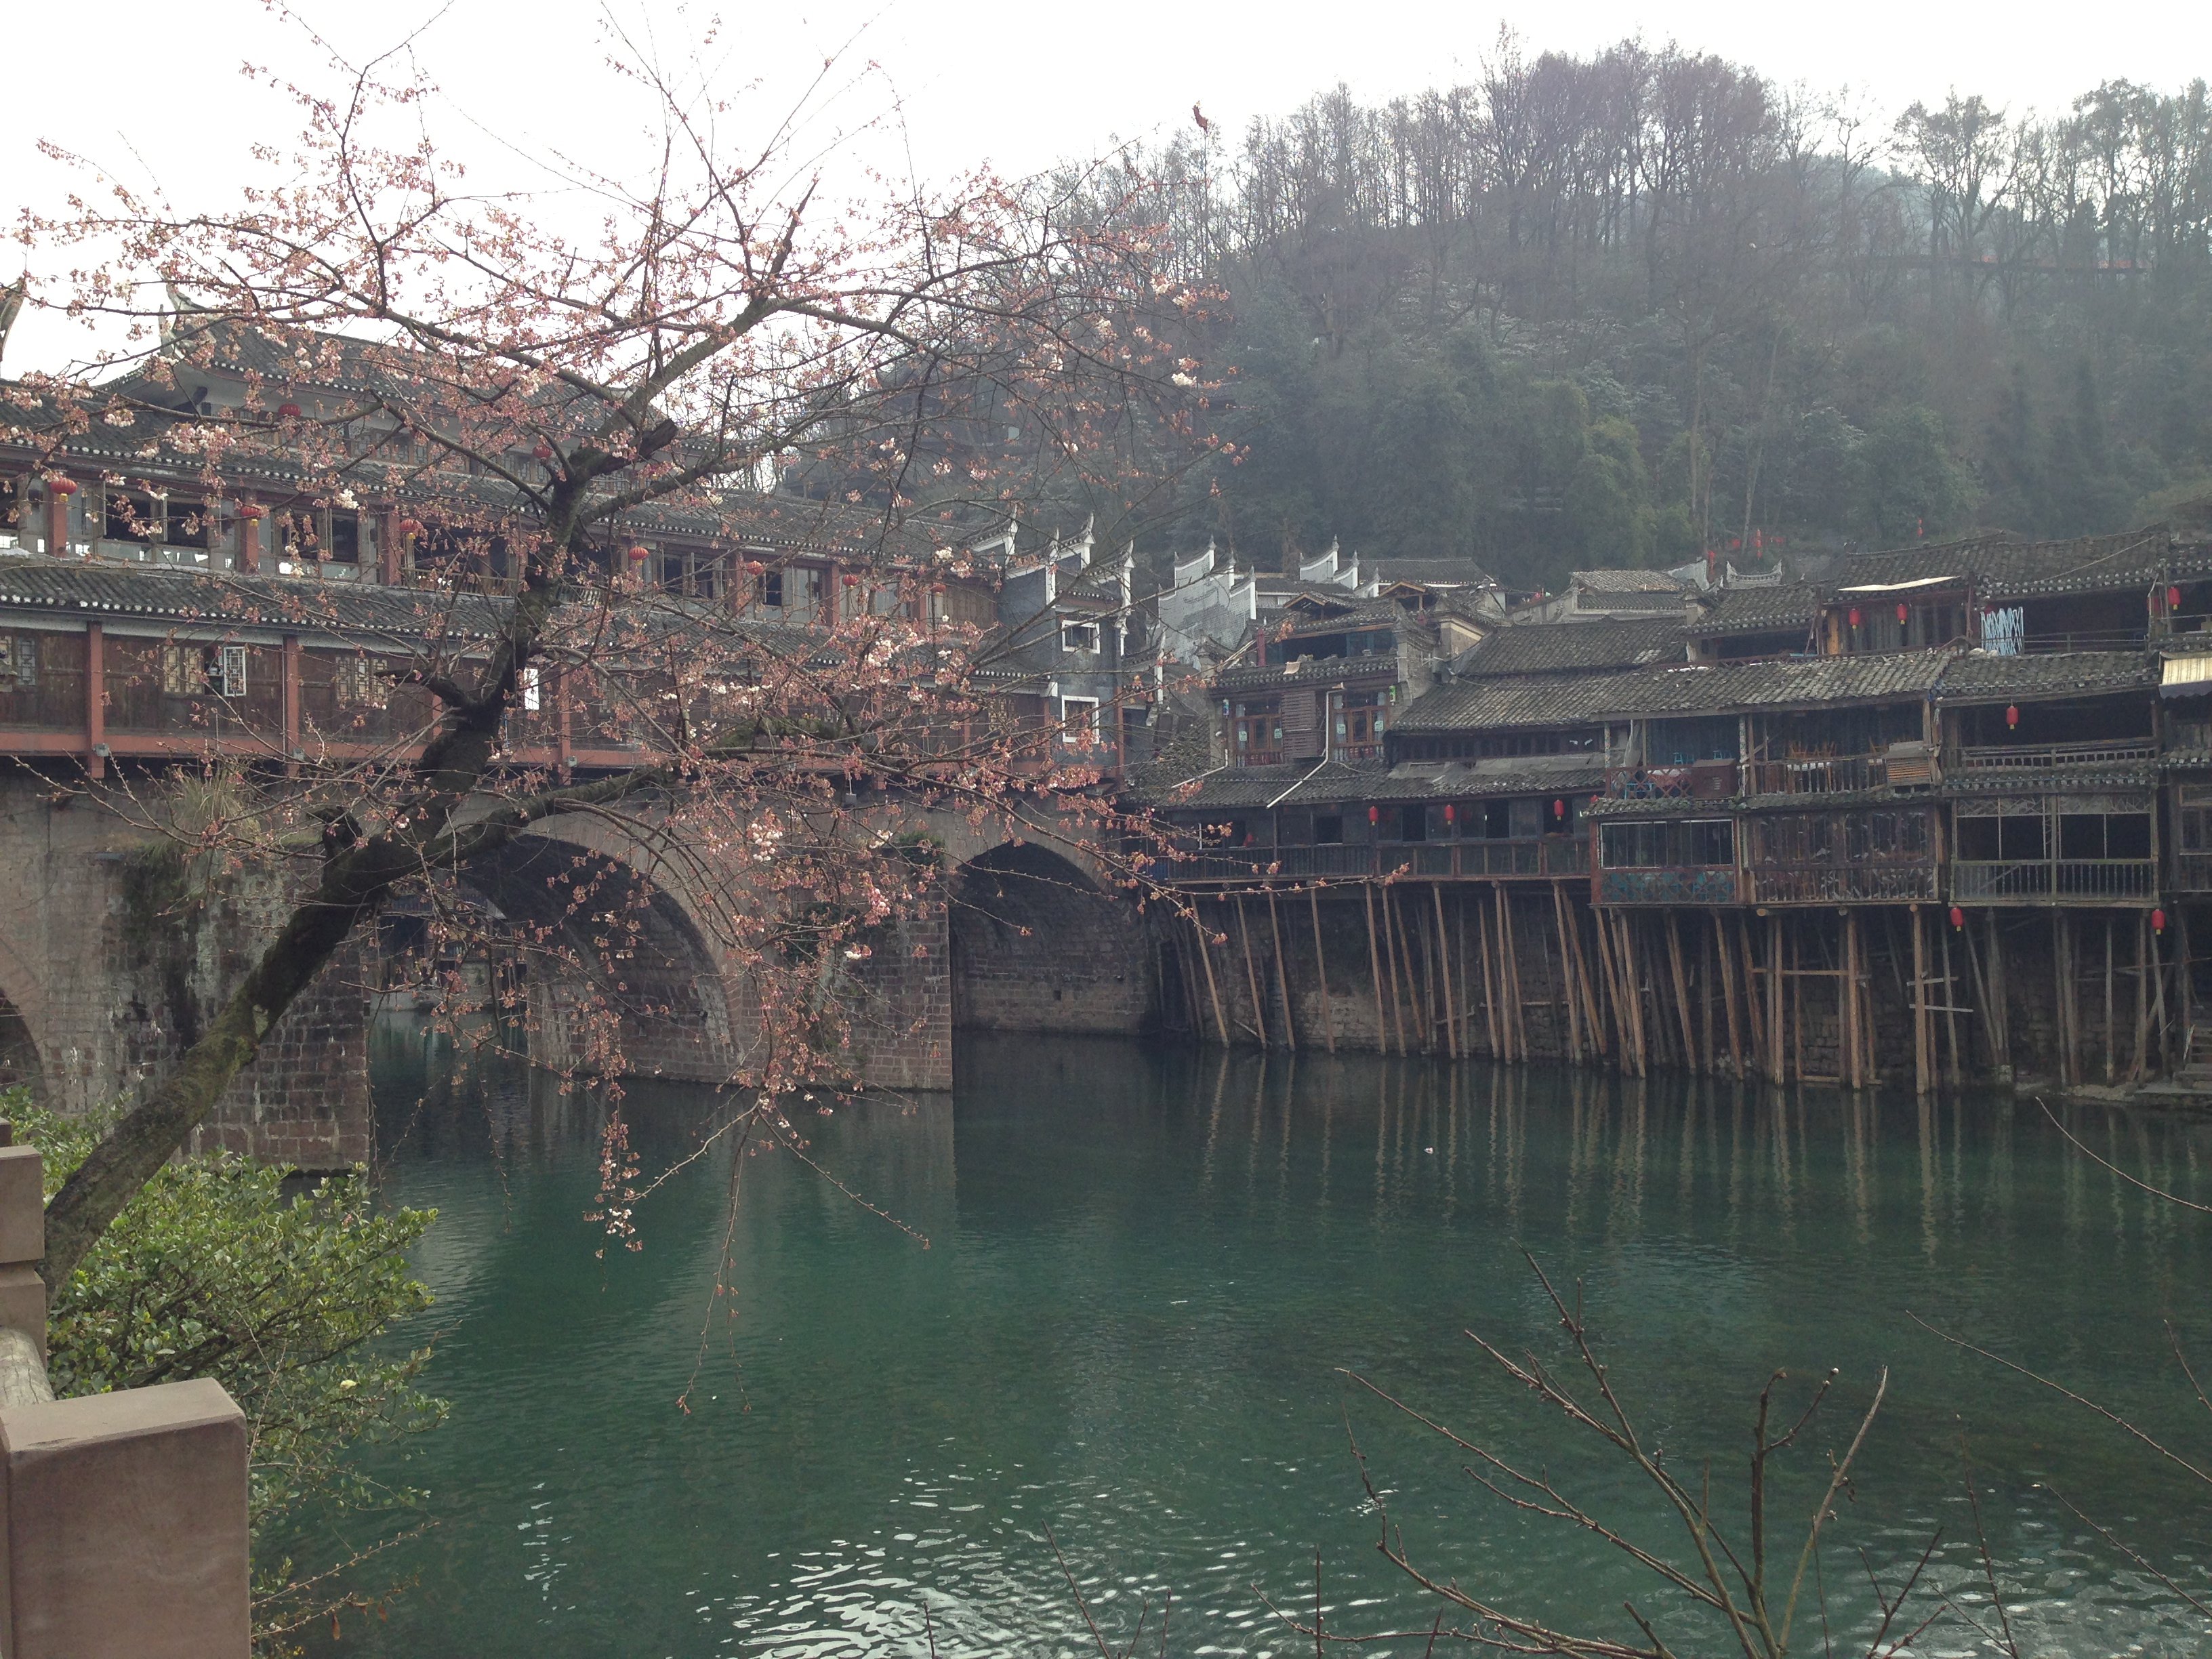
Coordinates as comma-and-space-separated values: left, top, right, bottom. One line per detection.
949, 843, 1153, 1036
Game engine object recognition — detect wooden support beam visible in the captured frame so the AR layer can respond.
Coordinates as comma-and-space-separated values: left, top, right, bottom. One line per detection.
1476, 895, 1500, 1059
1193, 909, 1230, 1048
1380, 885, 1410, 1056
1768, 911, 1786, 1086
1716, 916, 1734, 1084
1234, 893, 1269, 1046
1665, 912, 1696, 1072
1939, 916, 1962, 1088
1843, 910, 1862, 1090
1308, 886, 1335, 1055
1911, 906, 1931, 1097
1434, 884, 1460, 1061
1364, 883, 1388, 1054
1266, 887, 1297, 1053
2134, 912, 2152, 1084
2104, 914, 2116, 1086
1551, 884, 1582, 1065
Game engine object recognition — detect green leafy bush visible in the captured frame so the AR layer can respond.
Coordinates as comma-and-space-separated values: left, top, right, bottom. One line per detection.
10, 1090, 443, 1648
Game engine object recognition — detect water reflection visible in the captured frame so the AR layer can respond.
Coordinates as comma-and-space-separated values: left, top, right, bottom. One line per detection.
305, 1023, 2212, 1658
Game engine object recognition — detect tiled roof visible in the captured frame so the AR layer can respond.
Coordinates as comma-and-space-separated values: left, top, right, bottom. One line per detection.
1362, 558, 1496, 587
1689, 583, 1820, 637
1395, 672, 1638, 733
1933, 651, 2156, 701
1842, 529, 2212, 600
1281, 598, 1408, 634
1453, 618, 1687, 677
1352, 754, 1609, 801
1214, 653, 1402, 693
0, 554, 508, 638
1581, 589, 1692, 612
1574, 568, 1685, 594
1139, 759, 1385, 810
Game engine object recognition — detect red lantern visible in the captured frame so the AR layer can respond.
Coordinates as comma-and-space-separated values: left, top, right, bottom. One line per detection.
46, 476, 77, 498
239, 503, 265, 522
1368, 806, 1380, 824
1896, 602, 1910, 624
396, 516, 424, 539
276, 402, 302, 419
2172, 586, 2186, 610
744, 560, 765, 574
1443, 804, 1455, 823
2154, 908, 2168, 934
1949, 905, 1965, 930
626, 544, 651, 562
533, 441, 553, 461
1553, 798, 1566, 819
1848, 607, 1861, 628
2005, 704, 2020, 729
841, 573, 860, 588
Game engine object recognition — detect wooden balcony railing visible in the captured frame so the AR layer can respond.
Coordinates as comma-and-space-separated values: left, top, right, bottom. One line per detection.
1160, 837, 1589, 884
1606, 761, 1739, 800
1954, 740, 2156, 775
1951, 859, 2158, 901
1745, 861, 1938, 903
1747, 754, 1885, 796
1597, 867, 1739, 905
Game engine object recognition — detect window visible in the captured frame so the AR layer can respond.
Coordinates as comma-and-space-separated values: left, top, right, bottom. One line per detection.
0, 635, 35, 687
763, 569, 785, 608
329, 510, 361, 564
1599, 819, 1734, 868
1313, 813, 1345, 844
520, 665, 542, 712
1061, 621, 1100, 653
162, 644, 246, 697
334, 653, 382, 706
1061, 696, 1100, 745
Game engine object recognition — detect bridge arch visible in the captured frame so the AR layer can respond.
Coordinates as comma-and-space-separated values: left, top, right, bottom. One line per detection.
947, 840, 1155, 1036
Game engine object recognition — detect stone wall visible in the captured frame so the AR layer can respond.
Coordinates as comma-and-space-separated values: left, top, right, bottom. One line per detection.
949, 842, 1154, 1036
0, 773, 370, 1166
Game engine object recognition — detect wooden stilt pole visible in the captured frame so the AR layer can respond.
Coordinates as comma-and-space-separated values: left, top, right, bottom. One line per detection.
1193, 907, 1230, 1048
1567, 896, 1605, 1057
1699, 914, 1716, 1076
1619, 913, 1650, 1077
1789, 920, 1805, 1084
1476, 892, 1501, 1059
1379, 884, 1409, 1057
1408, 890, 1438, 1056
1590, 899, 1620, 1067
2151, 913, 2172, 1074
1666, 912, 1697, 1072
1843, 911, 1862, 1090
1267, 886, 1297, 1052
1434, 884, 1460, 1061
1363, 882, 1388, 1056
2054, 914, 2074, 1087
1939, 914, 1962, 1088
1910, 906, 1930, 1097
1502, 889, 1529, 1061
1234, 893, 1269, 1047
2104, 914, 2116, 1086
1769, 912, 1787, 1086
1308, 886, 1335, 1055
2134, 912, 2152, 1084
1988, 912, 2010, 1078
1737, 918, 1763, 1081
1551, 883, 1582, 1065
1719, 910, 1745, 1081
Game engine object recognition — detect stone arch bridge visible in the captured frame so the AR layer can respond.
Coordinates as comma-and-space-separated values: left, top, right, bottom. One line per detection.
0, 775, 1157, 1166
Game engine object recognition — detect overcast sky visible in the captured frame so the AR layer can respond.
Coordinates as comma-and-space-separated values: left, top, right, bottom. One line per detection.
3, 0, 2203, 367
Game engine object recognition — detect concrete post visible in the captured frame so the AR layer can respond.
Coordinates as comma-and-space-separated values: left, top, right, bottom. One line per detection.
0, 1143, 251, 1659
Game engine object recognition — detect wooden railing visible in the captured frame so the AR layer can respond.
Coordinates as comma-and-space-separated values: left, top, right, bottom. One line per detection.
1747, 754, 1885, 796
1952, 859, 2158, 901
1745, 861, 1938, 903
1160, 837, 1589, 884
1605, 761, 1739, 800
1954, 739, 2156, 774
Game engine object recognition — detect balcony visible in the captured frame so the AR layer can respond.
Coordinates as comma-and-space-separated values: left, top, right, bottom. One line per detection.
1598, 867, 1740, 905
1745, 861, 1938, 903
1954, 739, 2156, 779
1156, 837, 1589, 884
1606, 760, 1739, 800
1951, 859, 2158, 902
1233, 749, 1284, 768
1747, 754, 1885, 796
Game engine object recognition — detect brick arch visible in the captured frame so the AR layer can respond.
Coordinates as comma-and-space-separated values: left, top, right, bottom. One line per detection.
457, 822, 739, 1083
0, 962, 48, 1107
947, 840, 1155, 1036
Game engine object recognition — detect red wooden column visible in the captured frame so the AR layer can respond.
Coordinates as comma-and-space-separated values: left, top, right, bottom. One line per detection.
281, 635, 302, 769
44, 478, 75, 556
555, 667, 573, 781
84, 623, 105, 779
236, 506, 263, 575
374, 508, 401, 584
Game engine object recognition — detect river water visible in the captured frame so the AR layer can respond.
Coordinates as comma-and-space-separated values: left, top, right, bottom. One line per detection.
304, 1023, 2212, 1657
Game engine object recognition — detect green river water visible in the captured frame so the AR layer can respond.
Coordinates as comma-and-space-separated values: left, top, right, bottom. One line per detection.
302, 1023, 2212, 1657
